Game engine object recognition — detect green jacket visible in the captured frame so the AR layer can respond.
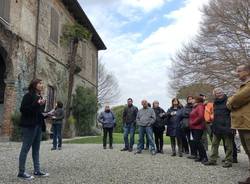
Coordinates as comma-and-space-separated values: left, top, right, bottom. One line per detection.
227, 81, 250, 130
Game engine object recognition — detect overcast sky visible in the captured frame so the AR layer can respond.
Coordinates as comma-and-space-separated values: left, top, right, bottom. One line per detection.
79, 0, 209, 109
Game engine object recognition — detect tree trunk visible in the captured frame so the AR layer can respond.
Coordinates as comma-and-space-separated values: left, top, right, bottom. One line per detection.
63, 38, 79, 138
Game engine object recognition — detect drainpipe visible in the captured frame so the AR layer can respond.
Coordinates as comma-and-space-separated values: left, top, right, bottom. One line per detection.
33, 0, 40, 79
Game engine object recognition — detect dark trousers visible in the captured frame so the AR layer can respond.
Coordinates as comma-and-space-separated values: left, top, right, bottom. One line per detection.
153, 127, 164, 151
52, 124, 62, 148
186, 129, 197, 156
182, 128, 189, 153
191, 129, 208, 161
19, 126, 42, 174
170, 136, 182, 154
103, 128, 113, 147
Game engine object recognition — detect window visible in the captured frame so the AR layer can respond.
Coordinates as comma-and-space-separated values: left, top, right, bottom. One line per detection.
0, 0, 10, 23
82, 42, 87, 70
50, 7, 59, 44
47, 86, 55, 111
92, 54, 96, 79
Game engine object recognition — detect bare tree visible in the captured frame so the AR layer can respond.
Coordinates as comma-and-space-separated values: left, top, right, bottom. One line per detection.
98, 62, 121, 107
170, 0, 250, 95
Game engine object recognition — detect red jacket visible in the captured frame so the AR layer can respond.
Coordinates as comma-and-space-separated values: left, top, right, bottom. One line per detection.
189, 103, 206, 130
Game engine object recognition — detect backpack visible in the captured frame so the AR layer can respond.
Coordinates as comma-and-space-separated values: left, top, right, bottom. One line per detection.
204, 102, 214, 124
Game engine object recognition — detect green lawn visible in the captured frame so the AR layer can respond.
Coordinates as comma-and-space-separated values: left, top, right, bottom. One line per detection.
64, 133, 171, 144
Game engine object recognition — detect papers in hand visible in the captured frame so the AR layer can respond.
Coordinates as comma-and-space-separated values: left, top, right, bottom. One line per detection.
42, 109, 55, 117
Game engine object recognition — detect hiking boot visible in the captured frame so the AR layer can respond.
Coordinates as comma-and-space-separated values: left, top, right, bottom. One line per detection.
187, 155, 197, 159
121, 148, 129, 151
17, 173, 34, 180
222, 162, 232, 168
238, 177, 250, 184
203, 160, 217, 166
233, 158, 238, 163
34, 171, 50, 177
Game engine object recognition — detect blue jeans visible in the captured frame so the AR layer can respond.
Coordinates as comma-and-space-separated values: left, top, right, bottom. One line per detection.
123, 124, 135, 149
137, 126, 155, 151
52, 124, 62, 148
19, 126, 42, 174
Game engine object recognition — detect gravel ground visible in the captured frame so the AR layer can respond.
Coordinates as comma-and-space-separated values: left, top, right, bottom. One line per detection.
0, 142, 249, 184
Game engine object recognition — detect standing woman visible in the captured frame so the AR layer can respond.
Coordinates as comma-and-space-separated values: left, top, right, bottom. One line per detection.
189, 96, 208, 163
152, 101, 165, 153
98, 105, 116, 149
166, 98, 183, 156
18, 79, 49, 180
51, 101, 64, 150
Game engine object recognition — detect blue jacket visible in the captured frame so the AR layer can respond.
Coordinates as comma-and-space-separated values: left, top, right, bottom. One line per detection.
98, 111, 116, 128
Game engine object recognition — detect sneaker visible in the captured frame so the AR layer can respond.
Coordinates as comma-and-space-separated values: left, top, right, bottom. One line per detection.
135, 150, 142, 154
109, 146, 113, 149
51, 147, 57, 151
194, 158, 202, 162
17, 173, 34, 180
151, 150, 156, 155
160, 150, 164, 154
222, 162, 232, 168
203, 161, 217, 166
120, 148, 128, 151
238, 177, 250, 184
34, 171, 50, 177
58, 147, 62, 150
171, 153, 176, 157
128, 148, 133, 152
103, 146, 107, 149
179, 153, 183, 157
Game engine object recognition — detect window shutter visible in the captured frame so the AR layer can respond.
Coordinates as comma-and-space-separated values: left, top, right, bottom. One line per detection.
0, 0, 10, 23
50, 7, 59, 44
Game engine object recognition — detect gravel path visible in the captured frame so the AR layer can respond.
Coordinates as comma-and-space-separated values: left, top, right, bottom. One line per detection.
0, 142, 249, 184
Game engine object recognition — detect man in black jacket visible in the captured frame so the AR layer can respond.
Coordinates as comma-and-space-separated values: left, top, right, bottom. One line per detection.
204, 88, 233, 168
121, 98, 138, 152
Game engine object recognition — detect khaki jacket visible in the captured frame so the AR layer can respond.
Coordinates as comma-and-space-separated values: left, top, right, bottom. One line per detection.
227, 81, 250, 130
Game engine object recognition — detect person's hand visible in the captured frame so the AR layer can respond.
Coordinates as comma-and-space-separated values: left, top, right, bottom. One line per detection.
38, 98, 46, 105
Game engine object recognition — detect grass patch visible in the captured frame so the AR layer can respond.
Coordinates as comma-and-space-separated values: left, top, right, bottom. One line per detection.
64, 133, 171, 144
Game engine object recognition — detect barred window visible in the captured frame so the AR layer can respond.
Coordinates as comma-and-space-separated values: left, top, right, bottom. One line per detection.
47, 86, 55, 111
0, 0, 10, 23
50, 7, 59, 44
92, 54, 96, 79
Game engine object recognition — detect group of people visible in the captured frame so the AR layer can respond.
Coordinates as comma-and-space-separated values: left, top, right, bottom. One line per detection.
98, 64, 250, 184
16, 64, 250, 184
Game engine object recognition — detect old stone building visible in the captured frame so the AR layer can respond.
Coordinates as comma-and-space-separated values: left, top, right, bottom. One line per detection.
0, 0, 106, 140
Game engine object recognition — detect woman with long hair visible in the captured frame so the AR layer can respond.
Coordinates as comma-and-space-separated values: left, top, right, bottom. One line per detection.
165, 98, 183, 156
18, 79, 49, 180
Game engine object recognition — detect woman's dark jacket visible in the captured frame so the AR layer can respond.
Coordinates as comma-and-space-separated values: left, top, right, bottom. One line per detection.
52, 108, 64, 125
176, 103, 193, 136
153, 107, 165, 131
165, 107, 182, 137
212, 95, 232, 135
20, 92, 46, 131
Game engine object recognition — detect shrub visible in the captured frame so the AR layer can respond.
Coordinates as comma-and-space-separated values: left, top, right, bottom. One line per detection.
72, 86, 97, 136
111, 105, 125, 133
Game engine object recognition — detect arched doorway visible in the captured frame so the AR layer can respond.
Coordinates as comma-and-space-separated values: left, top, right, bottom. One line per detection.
0, 47, 6, 127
